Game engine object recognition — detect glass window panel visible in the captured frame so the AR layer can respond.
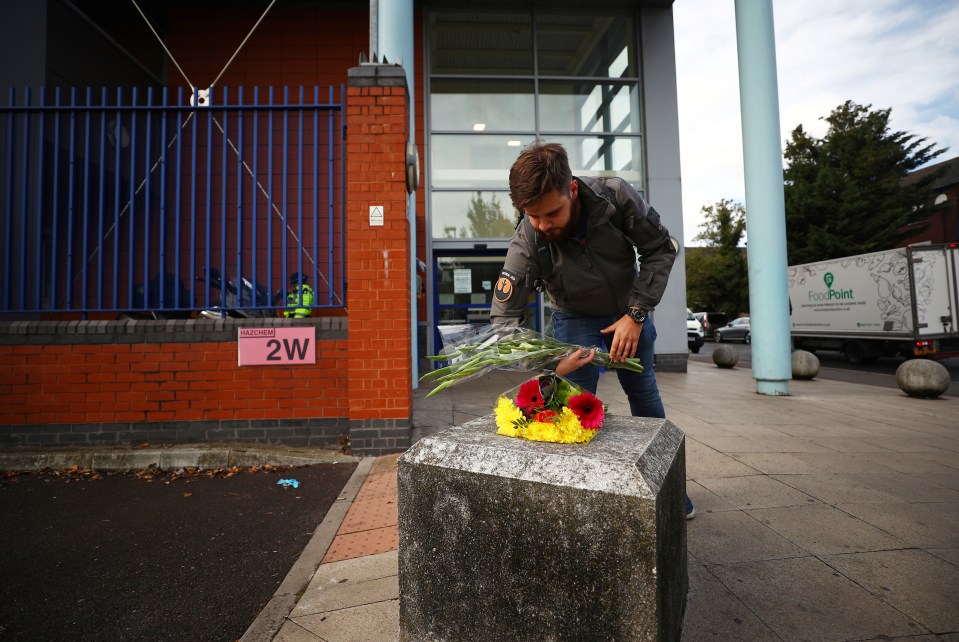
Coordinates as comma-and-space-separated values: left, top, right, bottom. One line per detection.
538, 81, 640, 134
436, 255, 536, 330
546, 135, 643, 189
430, 134, 536, 189
535, 13, 635, 78
431, 191, 518, 240
429, 11, 533, 75
436, 256, 508, 305
431, 79, 535, 131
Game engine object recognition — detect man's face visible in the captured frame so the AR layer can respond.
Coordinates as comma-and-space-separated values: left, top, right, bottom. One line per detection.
523, 180, 579, 241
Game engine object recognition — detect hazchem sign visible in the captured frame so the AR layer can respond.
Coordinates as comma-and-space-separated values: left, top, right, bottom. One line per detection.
238, 327, 316, 366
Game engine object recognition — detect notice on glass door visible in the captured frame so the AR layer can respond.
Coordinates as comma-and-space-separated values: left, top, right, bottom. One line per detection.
453, 269, 472, 294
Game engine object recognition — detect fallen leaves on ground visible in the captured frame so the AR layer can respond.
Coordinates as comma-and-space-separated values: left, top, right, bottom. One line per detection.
1, 463, 302, 486
2, 465, 102, 483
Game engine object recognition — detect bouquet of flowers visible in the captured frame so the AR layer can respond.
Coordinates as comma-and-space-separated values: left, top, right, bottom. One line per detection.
421, 324, 642, 399
494, 373, 605, 444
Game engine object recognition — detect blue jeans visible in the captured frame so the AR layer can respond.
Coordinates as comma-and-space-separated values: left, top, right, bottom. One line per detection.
549, 311, 665, 419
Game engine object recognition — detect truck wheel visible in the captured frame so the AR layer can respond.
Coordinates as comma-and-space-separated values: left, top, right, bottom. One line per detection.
843, 341, 878, 365
691, 346, 700, 354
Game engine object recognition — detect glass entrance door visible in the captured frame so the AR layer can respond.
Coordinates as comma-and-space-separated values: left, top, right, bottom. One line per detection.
432, 251, 541, 355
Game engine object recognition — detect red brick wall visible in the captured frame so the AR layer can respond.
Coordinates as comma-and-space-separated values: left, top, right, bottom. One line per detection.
0, 340, 346, 425
0, 9, 419, 456
899, 183, 959, 246
345, 66, 413, 422
0, 64, 416, 454
166, 6, 368, 90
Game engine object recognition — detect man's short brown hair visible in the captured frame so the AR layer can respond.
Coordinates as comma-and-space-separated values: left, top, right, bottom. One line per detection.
508, 141, 572, 211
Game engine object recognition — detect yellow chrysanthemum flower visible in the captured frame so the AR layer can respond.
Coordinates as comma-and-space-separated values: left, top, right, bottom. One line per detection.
494, 397, 524, 437
520, 421, 551, 442
555, 407, 581, 435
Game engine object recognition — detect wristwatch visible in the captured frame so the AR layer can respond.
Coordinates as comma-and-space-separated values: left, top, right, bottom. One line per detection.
626, 307, 648, 324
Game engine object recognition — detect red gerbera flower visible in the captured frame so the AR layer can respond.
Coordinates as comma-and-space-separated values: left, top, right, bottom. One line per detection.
534, 410, 557, 423
516, 379, 544, 412
568, 392, 604, 429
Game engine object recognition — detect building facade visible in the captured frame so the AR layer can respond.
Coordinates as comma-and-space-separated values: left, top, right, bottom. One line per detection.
899, 156, 959, 247
0, 0, 688, 454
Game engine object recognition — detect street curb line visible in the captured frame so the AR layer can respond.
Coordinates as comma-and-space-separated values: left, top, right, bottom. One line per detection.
0, 443, 359, 472
238, 456, 377, 642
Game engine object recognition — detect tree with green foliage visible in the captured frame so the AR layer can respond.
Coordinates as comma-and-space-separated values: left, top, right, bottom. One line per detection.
685, 199, 750, 316
461, 192, 516, 238
783, 100, 945, 264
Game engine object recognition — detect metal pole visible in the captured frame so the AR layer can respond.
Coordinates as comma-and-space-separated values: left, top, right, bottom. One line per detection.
734, 0, 792, 395
377, 0, 419, 386
369, 0, 379, 60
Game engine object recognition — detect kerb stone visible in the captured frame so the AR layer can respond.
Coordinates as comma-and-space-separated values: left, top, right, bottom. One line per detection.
397, 414, 688, 641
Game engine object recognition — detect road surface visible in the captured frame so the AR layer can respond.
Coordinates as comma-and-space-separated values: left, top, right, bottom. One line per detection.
690, 341, 959, 396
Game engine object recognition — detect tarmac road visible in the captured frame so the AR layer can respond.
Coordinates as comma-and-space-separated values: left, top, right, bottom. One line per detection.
692, 341, 959, 396
0, 462, 357, 642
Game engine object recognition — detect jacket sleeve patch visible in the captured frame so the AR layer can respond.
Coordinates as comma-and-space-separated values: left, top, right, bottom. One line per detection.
494, 271, 517, 303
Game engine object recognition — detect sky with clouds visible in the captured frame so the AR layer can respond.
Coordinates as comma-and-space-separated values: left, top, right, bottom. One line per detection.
673, 0, 959, 246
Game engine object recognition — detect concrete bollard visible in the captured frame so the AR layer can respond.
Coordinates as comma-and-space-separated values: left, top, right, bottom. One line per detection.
896, 359, 951, 398
397, 415, 688, 642
712, 344, 739, 368
791, 350, 820, 380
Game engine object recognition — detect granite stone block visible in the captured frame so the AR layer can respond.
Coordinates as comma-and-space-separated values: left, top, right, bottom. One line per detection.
398, 414, 688, 642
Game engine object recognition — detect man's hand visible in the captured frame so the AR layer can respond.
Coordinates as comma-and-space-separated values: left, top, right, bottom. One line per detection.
555, 347, 596, 376
600, 315, 642, 362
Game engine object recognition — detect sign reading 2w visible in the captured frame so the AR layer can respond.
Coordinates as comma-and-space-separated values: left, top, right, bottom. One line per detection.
238, 327, 316, 366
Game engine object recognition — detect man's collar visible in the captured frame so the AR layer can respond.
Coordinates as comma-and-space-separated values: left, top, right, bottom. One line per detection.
569, 178, 588, 241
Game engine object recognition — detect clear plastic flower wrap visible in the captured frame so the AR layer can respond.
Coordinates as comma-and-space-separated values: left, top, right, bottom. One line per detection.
420, 324, 643, 399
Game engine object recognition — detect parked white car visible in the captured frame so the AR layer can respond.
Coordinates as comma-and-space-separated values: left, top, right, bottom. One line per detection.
687, 308, 705, 353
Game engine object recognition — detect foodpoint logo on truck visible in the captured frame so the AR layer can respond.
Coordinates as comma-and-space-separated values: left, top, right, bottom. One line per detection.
808, 272, 855, 301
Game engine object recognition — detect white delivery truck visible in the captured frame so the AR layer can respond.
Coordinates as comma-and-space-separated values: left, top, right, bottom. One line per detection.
788, 243, 959, 363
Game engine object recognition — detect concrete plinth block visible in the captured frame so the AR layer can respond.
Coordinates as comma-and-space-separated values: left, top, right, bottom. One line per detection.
712, 344, 739, 368
791, 350, 820, 380
896, 359, 950, 398
397, 414, 688, 642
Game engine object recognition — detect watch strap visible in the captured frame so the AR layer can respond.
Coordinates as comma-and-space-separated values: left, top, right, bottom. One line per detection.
627, 307, 647, 324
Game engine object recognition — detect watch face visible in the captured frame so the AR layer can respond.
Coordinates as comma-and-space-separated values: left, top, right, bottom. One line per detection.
629, 308, 647, 323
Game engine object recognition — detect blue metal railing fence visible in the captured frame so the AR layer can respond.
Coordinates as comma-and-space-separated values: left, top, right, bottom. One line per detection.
0, 85, 345, 317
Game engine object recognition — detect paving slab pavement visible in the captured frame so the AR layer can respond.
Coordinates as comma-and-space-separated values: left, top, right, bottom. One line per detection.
265, 359, 959, 642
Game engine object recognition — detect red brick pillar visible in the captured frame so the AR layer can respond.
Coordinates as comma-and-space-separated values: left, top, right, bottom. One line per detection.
345, 63, 413, 455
